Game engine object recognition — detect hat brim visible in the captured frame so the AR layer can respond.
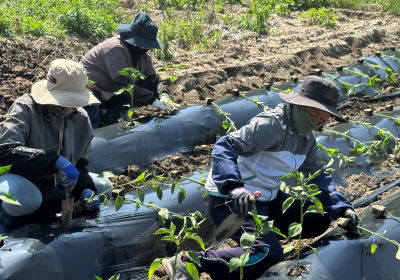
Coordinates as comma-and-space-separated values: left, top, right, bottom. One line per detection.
31, 80, 100, 107
279, 92, 347, 122
118, 24, 163, 49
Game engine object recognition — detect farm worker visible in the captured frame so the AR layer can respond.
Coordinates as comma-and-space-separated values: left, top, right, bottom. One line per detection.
0, 59, 113, 227
80, 12, 179, 128
163, 76, 361, 280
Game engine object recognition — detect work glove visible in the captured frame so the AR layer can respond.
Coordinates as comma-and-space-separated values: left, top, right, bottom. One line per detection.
344, 208, 362, 230
228, 187, 255, 216
55, 156, 79, 191
151, 99, 174, 113
81, 189, 101, 211
160, 93, 181, 111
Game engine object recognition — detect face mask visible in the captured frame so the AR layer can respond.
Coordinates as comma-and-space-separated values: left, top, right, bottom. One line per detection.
49, 105, 76, 118
286, 104, 317, 135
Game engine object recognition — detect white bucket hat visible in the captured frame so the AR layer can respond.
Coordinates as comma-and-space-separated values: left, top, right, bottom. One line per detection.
31, 59, 100, 107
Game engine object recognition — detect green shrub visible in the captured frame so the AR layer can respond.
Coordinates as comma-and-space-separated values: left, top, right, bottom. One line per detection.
299, 8, 337, 28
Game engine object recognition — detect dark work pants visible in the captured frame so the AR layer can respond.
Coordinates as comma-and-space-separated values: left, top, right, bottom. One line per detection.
195, 191, 331, 280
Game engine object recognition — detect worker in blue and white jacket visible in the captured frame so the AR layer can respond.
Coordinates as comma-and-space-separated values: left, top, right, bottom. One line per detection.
162, 76, 361, 280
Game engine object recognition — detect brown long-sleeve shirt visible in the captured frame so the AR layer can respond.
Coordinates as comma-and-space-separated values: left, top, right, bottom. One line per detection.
80, 36, 157, 105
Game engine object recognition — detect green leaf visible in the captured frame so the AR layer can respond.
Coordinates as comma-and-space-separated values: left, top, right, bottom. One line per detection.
282, 173, 296, 179
94, 275, 102, 280
185, 251, 201, 267
134, 172, 146, 183
240, 232, 256, 250
216, 109, 221, 115
154, 228, 171, 235
382, 136, 391, 149
326, 148, 339, 157
0, 165, 11, 176
171, 181, 177, 194
305, 205, 322, 214
127, 110, 133, 116
326, 158, 334, 168
311, 197, 324, 215
229, 257, 242, 272
396, 245, 400, 260
271, 226, 287, 238
158, 208, 169, 227
177, 64, 186, 69
152, 185, 163, 200
185, 262, 199, 280
317, 143, 325, 151
135, 202, 141, 210
222, 120, 229, 129
326, 168, 335, 174
306, 245, 318, 259
137, 188, 145, 204
357, 145, 364, 152
371, 243, 377, 254
103, 196, 109, 206
288, 222, 302, 238
283, 244, 294, 254
161, 236, 176, 242
282, 197, 294, 214
187, 234, 205, 250
115, 196, 124, 212
0, 193, 20, 205
178, 188, 186, 205
149, 258, 163, 279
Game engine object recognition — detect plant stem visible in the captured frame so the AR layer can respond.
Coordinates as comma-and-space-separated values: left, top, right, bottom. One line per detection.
296, 194, 304, 267
324, 129, 372, 151
387, 212, 400, 224
357, 226, 399, 246
180, 176, 205, 186
211, 102, 237, 131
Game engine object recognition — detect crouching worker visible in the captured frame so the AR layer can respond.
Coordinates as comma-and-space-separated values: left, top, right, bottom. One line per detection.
81, 12, 179, 128
0, 59, 113, 227
163, 76, 361, 280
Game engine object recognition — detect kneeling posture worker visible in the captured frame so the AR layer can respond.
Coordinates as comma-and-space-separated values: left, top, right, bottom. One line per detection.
0, 59, 113, 227
81, 12, 179, 128
163, 76, 361, 280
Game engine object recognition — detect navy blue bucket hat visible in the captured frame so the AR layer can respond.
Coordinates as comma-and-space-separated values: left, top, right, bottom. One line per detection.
118, 12, 163, 49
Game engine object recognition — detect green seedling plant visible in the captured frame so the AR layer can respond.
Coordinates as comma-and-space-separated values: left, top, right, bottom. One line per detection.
325, 74, 362, 96
352, 120, 400, 154
212, 102, 237, 133
280, 164, 334, 269
94, 274, 120, 280
317, 143, 356, 169
299, 8, 337, 28
324, 128, 380, 160
358, 226, 400, 260
115, 68, 146, 127
375, 113, 400, 125
229, 207, 287, 280
240, 94, 268, 111
156, 21, 176, 60
149, 210, 206, 280
343, 68, 381, 88
159, 64, 186, 100
364, 62, 398, 83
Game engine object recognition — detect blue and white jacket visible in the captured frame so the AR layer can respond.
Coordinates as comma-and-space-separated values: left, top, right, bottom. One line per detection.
205, 104, 353, 220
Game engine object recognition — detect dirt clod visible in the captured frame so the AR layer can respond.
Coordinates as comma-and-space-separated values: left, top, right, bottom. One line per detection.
371, 205, 387, 218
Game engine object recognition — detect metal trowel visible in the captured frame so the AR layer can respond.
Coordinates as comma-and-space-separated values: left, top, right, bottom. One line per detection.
61, 187, 74, 228
215, 191, 261, 241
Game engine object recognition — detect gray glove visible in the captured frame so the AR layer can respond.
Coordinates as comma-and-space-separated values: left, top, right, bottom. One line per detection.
160, 93, 181, 110
151, 99, 174, 112
228, 187, 255, 216
344, 208, 362, 230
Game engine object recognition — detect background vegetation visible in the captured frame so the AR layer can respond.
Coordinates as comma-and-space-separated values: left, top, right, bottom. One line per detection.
0, 0, 398, 53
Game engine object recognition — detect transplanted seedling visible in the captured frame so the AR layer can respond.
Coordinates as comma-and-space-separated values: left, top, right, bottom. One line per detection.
317, 143, 356, 169
344, 68, 381, 88
115, 68, 146, 128
94, 274, 120, 280
280, 163, 335, 271
364, 62, 398, 83
158, 64, 186, 101
324, 73, 362, 96
240, 94, 268, 111
212, 102, 237, 133
229, 207, 286, 280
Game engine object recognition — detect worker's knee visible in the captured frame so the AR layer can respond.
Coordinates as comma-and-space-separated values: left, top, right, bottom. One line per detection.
89, 173, 113, 200
0, 174, 42, 216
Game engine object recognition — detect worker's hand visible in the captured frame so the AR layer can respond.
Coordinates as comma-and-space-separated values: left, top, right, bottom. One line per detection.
56, 156, 79, 191
81, 189, 101, 211
160, 93, 181, 111
151, 99, 174, 113
344, 208, 362, 230
228, 187, 255, 216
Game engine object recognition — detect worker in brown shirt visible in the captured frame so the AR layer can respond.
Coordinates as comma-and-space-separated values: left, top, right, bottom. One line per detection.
80, 12, 179, 128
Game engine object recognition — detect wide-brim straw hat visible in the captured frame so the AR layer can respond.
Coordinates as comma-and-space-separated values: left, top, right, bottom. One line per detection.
279, 76, 346, 122
31, 59, 100, 107
118, 12, 163, 49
